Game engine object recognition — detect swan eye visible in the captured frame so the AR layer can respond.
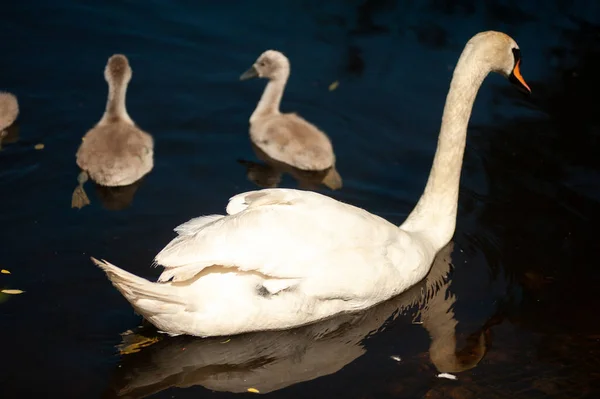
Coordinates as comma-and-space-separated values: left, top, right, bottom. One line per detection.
258, 61, 266, 67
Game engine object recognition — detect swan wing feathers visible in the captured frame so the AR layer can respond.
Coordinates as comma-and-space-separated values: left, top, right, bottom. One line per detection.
173, 214, 225, 236
154, 188, 401, 284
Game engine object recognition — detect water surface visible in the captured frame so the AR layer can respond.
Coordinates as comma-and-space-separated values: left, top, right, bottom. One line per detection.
1, 1, 599, 398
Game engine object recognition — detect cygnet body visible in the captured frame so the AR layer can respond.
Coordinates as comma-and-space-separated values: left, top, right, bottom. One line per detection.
0, 92, 19, 148
240, 50, 339, 175
72, 54, 153, 208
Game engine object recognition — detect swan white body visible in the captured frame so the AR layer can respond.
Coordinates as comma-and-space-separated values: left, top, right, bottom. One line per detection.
94, 31, 530, 337
98, 189, 434, 336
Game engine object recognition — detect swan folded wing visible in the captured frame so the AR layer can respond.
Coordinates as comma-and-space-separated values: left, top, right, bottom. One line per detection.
155, 189, 398, 284
225, 188, 310, 215
173, 215, 225, 236
172, 190, 301, 237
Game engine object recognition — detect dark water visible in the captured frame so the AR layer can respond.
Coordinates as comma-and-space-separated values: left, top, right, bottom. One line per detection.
1, 1, 599, 398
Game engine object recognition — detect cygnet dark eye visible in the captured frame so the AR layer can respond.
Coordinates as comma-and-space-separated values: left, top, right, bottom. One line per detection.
258, 61, 266, 67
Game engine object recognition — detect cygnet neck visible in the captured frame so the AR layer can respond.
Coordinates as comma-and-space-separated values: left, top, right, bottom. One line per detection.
401, 44, 490, 248
250, 69, 289, 123
99, 77, 133, 125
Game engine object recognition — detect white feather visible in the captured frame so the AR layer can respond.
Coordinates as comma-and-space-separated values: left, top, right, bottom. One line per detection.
173, 215, 224, 236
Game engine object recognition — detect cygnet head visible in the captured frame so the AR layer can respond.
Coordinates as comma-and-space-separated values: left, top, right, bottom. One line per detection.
0, 91, 19, 131
466, 31, 531, 93
240, 50, 290, 81
104, 54, 132, 86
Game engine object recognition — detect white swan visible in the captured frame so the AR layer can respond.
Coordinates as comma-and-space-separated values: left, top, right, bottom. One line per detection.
93, 31, 530, 337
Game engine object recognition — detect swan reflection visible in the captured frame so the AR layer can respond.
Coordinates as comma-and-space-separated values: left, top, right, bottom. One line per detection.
105, 242, 489, 397
239, 143, 342, 191
0, 121, 20, 150
93, 177, 145, 211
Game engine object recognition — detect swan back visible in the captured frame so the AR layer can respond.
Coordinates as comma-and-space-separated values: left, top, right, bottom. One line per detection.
0, 92, 18, 131
250, 113, 335, 170
76, 123, 153, 186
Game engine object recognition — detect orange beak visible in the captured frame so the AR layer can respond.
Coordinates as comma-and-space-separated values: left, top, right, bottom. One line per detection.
512, 60, 531, 93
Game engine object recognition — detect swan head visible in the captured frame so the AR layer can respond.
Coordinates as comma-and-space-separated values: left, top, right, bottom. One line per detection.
104, 54, 132, 87
467, 31, 531, 94
240, 50, 290, 81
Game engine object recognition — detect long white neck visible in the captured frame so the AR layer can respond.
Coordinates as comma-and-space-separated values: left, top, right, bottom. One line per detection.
401, 46, 490, 249
99, 79, 133, 125
249, 71, 289, 123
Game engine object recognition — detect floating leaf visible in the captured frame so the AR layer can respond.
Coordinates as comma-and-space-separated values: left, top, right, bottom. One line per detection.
220, 338, 231, 344
247, 388, 260, 394
118, 335, 160, 355
1, 269, 10, 274
34, 143, 45, 150
328, 80, 339, 91
1, 289, 24, 295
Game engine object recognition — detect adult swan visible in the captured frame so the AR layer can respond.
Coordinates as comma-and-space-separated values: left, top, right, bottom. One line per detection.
93, 31, 531, 337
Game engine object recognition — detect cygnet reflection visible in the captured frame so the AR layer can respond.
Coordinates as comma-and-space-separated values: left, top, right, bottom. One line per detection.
239, 143, 342, 191
93, 177, 145, 211
0, 122, 20, 150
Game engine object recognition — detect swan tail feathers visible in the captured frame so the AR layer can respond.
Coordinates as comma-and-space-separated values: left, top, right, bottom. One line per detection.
91, 257, 185, 316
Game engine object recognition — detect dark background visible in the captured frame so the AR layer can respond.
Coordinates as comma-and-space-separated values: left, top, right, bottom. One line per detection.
0, 1, 599, 398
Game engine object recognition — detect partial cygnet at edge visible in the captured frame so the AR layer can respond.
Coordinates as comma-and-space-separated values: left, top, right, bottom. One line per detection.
72, 54, 154, 209
0, 91, 19, 149
240, 50, 341, 187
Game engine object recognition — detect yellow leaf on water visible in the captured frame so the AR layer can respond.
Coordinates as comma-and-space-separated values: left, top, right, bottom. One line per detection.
220, 338, 231, 344
1, 269, 10, 274
1, 289, 24, 294
118, 335, 160, 355
247, 388, 260, 394
328, 80, 339, 91
34, 143, 45, 150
